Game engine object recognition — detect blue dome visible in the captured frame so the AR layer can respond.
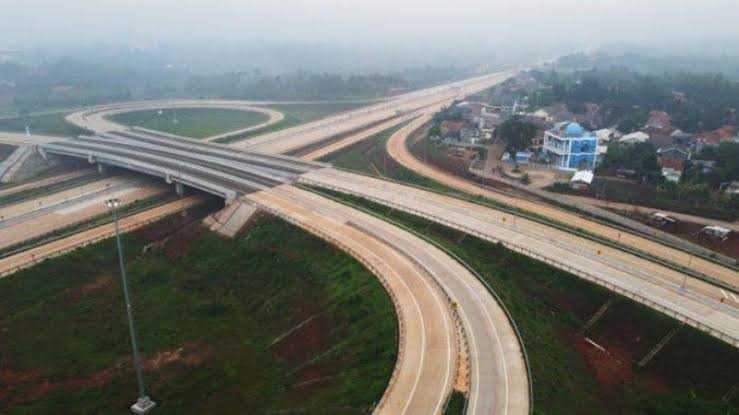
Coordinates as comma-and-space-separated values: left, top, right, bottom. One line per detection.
565, 122, 585, 136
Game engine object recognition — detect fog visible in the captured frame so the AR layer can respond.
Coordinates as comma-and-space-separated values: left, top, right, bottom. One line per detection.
3, 0, 739, 72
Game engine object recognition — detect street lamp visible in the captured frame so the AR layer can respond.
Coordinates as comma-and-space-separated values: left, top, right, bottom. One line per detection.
106, 198, 156, 414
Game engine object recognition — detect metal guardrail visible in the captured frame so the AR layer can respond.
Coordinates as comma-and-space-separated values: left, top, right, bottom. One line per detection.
250, 200, 408, 415
475, 166, 739, 270
301, 179, 739, 348
322, 167, 739, 293
303, 185, 534, 415
0, 198, 196, 278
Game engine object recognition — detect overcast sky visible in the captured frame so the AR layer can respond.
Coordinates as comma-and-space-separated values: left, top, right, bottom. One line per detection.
3, 0, 739, 63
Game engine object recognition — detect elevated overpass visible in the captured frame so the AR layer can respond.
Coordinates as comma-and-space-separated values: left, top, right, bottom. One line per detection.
38, 128, 530, 415
10, 68, 739, 414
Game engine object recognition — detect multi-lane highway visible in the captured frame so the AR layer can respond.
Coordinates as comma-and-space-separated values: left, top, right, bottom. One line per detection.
5, 68, 737, 414
30, 128, 530, 414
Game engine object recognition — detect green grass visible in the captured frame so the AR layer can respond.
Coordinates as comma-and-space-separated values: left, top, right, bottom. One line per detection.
107, 108, 270, 139
311, 187, 739, 415
0, 210, 397, 414
215, 102, 369, 144
444, 391, 466, 414
0, 112, 91, 137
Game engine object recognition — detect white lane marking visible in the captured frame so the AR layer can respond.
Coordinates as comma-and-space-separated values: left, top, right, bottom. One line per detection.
385, 245, 452, 415
266, 190, 451, 415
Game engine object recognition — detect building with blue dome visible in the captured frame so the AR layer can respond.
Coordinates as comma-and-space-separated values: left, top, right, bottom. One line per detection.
543, 121, 598, 171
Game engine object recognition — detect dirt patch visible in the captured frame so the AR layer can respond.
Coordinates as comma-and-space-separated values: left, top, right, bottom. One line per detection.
144, 341, 213, 371
270, 298, 338, 384
64, 275, 114, 305
570, 332, 635, 394
0, 341, 213, 409
163, 223, 206, 261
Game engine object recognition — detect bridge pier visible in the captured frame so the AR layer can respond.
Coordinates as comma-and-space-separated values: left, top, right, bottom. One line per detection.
97, 163, 107, 174
174, 182, 185, 198
637, 323, 684, 368
581, 297, 618, 333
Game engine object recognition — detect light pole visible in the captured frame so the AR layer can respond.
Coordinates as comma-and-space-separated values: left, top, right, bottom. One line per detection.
106, 198, 156, 414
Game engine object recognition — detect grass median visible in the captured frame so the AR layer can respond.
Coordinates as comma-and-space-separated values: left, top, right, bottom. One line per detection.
107, 108, 269, 139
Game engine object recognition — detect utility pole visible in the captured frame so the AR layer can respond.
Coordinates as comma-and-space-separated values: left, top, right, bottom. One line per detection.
106, 198, 156, 414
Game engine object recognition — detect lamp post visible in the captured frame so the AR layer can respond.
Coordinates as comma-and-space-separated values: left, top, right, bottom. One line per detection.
106, 198, 156, 414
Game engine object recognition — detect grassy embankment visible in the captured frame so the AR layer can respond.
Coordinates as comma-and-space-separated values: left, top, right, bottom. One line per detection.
215, 102, 369, 144
0, 112, 91, 137
323, 128, 739, 415
107, 108, 269, 139
0, 206, 397, 414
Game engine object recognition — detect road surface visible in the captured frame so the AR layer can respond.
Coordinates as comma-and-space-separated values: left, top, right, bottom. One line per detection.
385, 115, 738, 289
0, 196, 203, 277
0, 176, 168, 250
247, 185, 529, 415
300, 167, 739, 346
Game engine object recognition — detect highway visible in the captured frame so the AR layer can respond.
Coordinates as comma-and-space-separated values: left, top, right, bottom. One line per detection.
9, 67, 738, 414
248, 185, 529, 415
299, 167, 739, 346
65, 99, 286, 142
385, 115, 738, 288
0, 175, 169, 251
0, 195, 204, 277
35, 123, 530, 414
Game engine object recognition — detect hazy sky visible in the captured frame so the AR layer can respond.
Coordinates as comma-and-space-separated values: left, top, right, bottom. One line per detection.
3, 0, 739, 65
3, 0, 738, 44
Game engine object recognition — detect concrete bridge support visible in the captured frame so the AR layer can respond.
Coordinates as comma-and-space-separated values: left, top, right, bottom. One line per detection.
581, 297, 618, 333
174, 182, 185, 198
638, 323, 684, 368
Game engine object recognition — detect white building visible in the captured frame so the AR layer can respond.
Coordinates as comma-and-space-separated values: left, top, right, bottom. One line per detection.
619, 131, 649, 144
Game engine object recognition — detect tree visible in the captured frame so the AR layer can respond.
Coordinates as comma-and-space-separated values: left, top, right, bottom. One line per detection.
498, 117, 538, 158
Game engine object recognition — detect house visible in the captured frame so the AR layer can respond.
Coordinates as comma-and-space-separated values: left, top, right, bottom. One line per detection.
648, 127, 677, 149
724, 181, 739, 196
619, 131, 650, 144
531, 109, 553, 122
691, 159, 716, 174
570, 170, 594, 190
543, 122, 598, 171
460, 128, 481, 144
502, 150, 534, 165
645, 110, 671, 130
440, 120, 465, 138
530, 133, 545, 150
661, 167, 682, 183
696, 125, 736, 149
595, 128, 621, 163
595, 128, 621, 144
657, 147, 690, 162
671, 129, 694, 147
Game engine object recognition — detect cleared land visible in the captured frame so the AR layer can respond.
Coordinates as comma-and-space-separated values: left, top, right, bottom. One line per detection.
0, 112, 90, 137
0, 213, 397, 414
313, 187, 739, 415
107, 108, 270, 139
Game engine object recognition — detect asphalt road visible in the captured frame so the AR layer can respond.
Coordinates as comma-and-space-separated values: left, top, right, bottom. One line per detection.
247, 185, 529, 415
